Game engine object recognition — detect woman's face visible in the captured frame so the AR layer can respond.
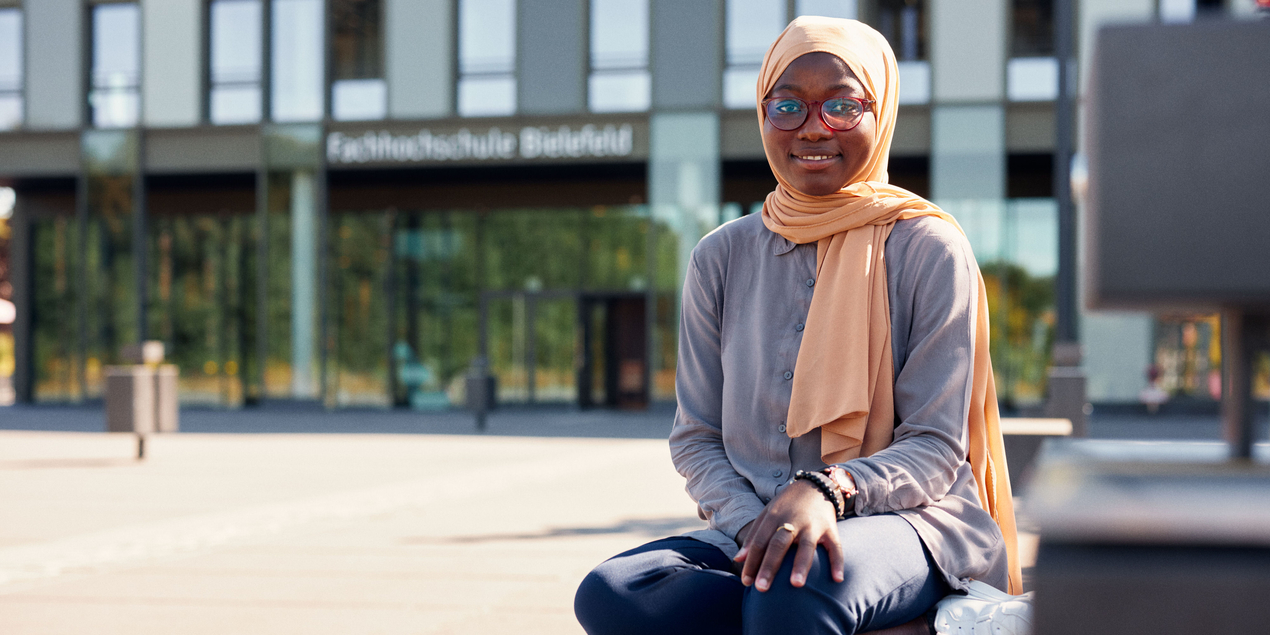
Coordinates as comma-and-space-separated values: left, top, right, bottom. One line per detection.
761, 52, 877, 197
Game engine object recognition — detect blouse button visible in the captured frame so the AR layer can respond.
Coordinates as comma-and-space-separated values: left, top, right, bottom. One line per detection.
805, 278, 815, 287
795, 323, 804, 332
783, 371, 793, 380
773, 470, 783, 478
778, 424, 786, 433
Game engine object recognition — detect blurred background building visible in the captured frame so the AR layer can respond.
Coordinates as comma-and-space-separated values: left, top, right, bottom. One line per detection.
0, 0, 1264, 411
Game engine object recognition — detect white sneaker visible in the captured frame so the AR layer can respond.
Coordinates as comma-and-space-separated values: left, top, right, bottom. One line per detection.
932, 580, 1034, 635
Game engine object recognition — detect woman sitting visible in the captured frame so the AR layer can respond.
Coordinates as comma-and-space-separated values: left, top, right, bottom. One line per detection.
575, 16, 1031, 635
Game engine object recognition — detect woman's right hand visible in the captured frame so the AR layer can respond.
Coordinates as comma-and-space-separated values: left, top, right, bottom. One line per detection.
733, 480, 845, 591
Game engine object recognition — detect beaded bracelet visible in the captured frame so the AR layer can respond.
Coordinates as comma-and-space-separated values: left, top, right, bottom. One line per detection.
793, 470, 846, 520
821, 466, 858, 512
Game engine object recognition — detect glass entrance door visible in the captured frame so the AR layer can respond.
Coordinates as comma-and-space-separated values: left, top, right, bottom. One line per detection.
148, 212, 252, 406
579, 293, 648, 409
482, 290, 578, 405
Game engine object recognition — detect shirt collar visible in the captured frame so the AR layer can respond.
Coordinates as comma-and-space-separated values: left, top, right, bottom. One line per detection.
770, 233, 798, 256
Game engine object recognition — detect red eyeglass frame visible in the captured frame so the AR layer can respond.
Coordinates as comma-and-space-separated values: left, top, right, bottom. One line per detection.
761, 96, 876, 131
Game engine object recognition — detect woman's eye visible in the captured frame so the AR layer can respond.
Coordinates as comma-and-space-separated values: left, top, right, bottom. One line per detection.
827, 100, 861, 116
774, 100, 803, 114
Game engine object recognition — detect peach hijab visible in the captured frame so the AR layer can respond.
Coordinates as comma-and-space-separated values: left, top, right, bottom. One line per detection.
758, 17, 1021, 593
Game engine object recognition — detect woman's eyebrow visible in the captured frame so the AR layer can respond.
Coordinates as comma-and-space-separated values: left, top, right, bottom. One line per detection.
771, 82, 860, 93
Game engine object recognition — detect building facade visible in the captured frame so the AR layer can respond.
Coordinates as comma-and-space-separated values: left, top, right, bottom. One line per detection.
0, 0, 1262, 410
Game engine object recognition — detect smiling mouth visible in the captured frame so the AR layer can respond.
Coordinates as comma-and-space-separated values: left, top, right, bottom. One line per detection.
791, 153, 840, 169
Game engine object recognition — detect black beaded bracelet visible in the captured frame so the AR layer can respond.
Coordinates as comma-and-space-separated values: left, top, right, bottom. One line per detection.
793, 470, 845, 520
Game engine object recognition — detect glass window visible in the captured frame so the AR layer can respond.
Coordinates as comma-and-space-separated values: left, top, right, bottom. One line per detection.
390, 211, 480, 409
1008, 0, 1055, 102
89, 3, 141, 128
458, 0, 516, 117
725, 0, 787, 110
272, 0, 324, 122
1007, 57, 1057, 101
82, 129, 141, 396
0, 9, 22, 130
874, 0, 925, 61
588, 0, 650, 113
872, 0, 927, 104
1011, 0, 1053, 56
795, 0, 857, 19
331, 0, 387, 121
209, 0, 263, 125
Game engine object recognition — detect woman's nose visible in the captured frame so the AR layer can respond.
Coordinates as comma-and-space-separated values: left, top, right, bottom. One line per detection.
797, 109, 834, 140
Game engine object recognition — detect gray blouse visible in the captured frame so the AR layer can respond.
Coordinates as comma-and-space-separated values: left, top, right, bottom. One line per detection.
669, 213, 1009, 592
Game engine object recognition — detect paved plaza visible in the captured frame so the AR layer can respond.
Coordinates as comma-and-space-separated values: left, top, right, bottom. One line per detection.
0, 404, 1248, 634
0, 407, 704, 634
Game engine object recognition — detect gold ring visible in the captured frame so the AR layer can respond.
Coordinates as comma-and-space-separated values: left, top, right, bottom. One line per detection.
777, 523, 796, 534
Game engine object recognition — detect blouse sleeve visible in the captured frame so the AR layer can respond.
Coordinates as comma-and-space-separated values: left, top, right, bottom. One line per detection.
668, 246, 767, 540
839, 222, 979, 516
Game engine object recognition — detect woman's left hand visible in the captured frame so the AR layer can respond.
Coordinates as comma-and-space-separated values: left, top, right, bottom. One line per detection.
734, 479, 845, 591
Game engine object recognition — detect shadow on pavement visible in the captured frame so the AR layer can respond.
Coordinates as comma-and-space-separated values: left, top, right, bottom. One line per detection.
404, 516, 708, 544
0, 403, 678, 439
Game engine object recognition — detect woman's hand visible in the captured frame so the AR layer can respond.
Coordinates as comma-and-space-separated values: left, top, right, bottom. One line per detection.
734, 479, 845, 591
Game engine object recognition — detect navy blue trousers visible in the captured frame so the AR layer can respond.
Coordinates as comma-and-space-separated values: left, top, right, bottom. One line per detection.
575, 514, 947, 635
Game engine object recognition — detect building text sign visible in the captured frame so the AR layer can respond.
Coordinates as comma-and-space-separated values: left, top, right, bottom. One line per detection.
327, 123, 638, 166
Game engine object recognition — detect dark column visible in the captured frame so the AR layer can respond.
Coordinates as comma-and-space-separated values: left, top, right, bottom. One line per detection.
1045, 0, 1087, 436
134, 130, 148, 342
1053, 0, 1076, 345
10, 193, 32, 403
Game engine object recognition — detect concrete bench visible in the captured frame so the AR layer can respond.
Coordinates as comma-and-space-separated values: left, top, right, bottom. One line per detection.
1000, 417, 1073, 488
1028, 440, 1270, 635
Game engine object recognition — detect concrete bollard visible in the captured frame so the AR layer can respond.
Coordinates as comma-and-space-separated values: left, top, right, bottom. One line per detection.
105, 366, 158, 435
104, 343, 181, 459
155, 364, 179, 433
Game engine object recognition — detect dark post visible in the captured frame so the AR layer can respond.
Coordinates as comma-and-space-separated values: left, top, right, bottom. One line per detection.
466, 356, 493, 432
1045, 0, 1088, 436
10, 189, 32, 403
133, 129, 148, 343
1053, 0, 1075, 345
1221, 310, 1267, 461
254, 148, 269, 404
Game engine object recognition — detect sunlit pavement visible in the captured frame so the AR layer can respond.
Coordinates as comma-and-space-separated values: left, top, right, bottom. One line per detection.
1, 405, 1224, 633
0, 427, 709, 634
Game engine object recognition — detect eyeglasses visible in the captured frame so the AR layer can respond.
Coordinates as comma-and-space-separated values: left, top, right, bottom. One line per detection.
761, 96, 875, 132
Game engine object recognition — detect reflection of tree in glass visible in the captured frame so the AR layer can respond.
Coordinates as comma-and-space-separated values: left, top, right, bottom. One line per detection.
981, 262, 1055, 409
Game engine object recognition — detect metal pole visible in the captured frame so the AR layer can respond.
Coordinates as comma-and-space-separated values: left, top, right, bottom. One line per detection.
317, 132, 330, 406
133, 129, 148, 343
1043, 0, 1089, 436
255, 149, 269, 404
526, 294, 536, 405
1053, 0, 1077, 345
1222, 309, 1255, 460
76, 143, 90, 401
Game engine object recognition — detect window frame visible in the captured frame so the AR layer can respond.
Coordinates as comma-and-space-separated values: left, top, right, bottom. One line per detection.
0, 5, 23, 131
